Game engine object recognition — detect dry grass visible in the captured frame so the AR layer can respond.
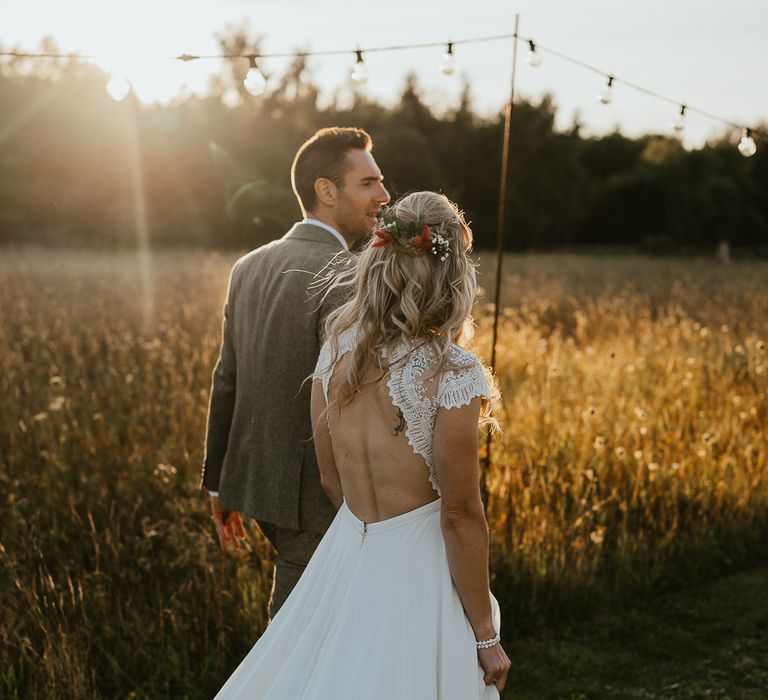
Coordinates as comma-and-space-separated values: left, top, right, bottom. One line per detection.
1, 248, 766, 699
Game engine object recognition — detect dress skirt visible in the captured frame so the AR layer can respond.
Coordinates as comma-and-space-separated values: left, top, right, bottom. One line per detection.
214, 497, 501, 700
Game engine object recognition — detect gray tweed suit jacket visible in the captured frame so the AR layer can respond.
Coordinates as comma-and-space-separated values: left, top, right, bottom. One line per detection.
200, 222, 352, 534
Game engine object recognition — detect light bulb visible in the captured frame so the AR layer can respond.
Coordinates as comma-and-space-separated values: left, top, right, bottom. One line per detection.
440, 43, 455, 75
244, 56, 266, 96
738, 128, 757, 157
351, 50, 368, 84
598, 76, 614, 105
673, 105, 686, 134
106, 69, 130, 101
526, 40, 542, 68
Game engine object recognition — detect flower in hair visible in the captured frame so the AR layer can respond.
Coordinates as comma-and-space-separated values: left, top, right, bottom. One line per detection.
371, 209, 452, 261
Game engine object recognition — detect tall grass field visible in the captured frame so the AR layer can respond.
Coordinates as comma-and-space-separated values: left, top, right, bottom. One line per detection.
1, 248, 766, 699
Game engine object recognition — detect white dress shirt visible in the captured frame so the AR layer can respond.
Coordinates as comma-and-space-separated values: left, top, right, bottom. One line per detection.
302, 217, 349, 250
207, 217, 348, 498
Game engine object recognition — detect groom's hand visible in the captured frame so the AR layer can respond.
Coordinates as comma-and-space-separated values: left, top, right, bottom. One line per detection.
210, 495, 248, 551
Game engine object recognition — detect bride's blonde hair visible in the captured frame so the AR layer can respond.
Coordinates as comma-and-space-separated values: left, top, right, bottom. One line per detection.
317, 191, 498, 428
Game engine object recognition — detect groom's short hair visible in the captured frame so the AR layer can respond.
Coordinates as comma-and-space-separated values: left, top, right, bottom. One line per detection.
291, 127, 373, 213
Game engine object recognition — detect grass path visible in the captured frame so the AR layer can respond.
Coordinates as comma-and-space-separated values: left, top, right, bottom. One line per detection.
504, 567, 768, 699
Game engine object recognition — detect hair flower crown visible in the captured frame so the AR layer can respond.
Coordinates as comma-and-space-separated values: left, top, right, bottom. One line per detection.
372, 209, 452, 261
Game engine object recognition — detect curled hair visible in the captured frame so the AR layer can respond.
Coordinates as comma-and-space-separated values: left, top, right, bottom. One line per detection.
316, 191, 499, 431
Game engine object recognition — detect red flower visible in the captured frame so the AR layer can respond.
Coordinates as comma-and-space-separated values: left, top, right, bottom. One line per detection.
372, 229, 393, 248
413, 224, 432, 249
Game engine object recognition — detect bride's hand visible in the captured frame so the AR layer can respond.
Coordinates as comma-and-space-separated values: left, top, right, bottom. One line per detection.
478, 643, 511, 692
210, 495, 248, 551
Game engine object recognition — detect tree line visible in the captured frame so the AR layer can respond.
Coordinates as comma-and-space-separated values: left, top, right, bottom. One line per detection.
1, 33, 766, 252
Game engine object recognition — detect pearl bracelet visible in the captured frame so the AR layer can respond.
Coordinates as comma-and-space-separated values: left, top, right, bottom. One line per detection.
475, 631, 500, 650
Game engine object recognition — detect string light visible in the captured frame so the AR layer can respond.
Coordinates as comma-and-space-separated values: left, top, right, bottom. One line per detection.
598, 76, 614, 105
738, 128, 757, 157
673, 105, 686, 134
3, 33, 762, 155
440, 42, 455, 75
526, 39, 542, 67
243, 55, 266, 96
350, 49, 368, 84
106, 69, 130, 101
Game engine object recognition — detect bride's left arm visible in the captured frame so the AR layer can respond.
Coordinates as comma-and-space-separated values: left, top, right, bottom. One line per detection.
311, 379, 343, 510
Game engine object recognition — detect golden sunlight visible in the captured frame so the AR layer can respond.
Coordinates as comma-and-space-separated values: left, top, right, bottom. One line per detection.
68, 1, 210, 103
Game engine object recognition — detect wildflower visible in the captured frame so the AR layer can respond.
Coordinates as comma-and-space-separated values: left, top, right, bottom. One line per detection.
634, 407, 647, 421
633, 450, 643, 461
686, 356, 696, 366
731, 396, 742, 406
589, 527, 606, 545
699, 327, 710, 338
720, 324, 729, 333
756, 340, 765, 352
639, 426, 648, 436
593, 436, 605, 450
48, 397, 65, 411
697, 448, 707, 458
614, 447, 626, 458
585, 468, 595, 481
671, 462, 681, 470
647, 462, 659, 472
49, 375, 65, 389
734, 345, 745, 355
585, 346, 596, 356
33, 412, 48, 421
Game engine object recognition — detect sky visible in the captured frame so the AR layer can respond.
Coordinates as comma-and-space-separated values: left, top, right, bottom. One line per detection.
1, 0, 766, 149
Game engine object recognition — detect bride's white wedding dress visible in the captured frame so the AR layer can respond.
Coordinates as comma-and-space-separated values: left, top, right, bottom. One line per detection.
214, 326, 501, 700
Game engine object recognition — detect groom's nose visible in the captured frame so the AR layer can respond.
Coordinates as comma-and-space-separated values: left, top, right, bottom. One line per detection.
374, 181, 390, 204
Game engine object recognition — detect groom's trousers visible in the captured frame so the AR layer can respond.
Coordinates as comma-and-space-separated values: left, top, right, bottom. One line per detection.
255, 520, 324, 620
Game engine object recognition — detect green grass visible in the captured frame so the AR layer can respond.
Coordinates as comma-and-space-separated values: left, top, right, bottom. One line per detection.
505, 567, 768, 699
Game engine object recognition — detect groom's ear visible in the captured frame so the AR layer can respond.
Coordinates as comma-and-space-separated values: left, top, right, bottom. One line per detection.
314, 178, 337, 208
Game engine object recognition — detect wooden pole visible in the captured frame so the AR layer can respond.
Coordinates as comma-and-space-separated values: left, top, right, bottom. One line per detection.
481, 14, 520, 508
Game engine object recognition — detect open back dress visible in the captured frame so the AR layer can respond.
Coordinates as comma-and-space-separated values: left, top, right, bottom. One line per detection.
213, 325, 501, 700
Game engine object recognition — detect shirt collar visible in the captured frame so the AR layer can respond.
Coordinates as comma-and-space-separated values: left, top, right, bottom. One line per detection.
302, 217, 349, 250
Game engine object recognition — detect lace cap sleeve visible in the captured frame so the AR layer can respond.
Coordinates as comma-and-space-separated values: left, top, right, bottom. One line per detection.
312, 325, 358, 401
313, 339, 334, 401
436, 347, 492, 410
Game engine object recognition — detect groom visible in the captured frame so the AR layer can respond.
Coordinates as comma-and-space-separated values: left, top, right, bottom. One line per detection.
201, 127, 389, 619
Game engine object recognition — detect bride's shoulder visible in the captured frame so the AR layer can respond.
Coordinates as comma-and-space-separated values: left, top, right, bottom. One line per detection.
445, 343, 482, 366
436, 343, 496, 408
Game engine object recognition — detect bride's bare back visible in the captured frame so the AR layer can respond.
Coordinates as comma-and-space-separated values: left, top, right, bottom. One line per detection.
323, 353, 440, 523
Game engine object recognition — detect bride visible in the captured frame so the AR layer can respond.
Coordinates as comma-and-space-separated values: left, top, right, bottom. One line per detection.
214, 191, 510, 698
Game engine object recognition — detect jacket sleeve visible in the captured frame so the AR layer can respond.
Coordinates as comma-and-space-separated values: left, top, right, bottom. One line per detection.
199, 263, 240, 491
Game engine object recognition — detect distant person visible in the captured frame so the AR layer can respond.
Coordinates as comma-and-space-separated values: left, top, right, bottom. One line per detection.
213, 191, 510, 698
718, 239, 732, 265
200, 127, 390, 619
